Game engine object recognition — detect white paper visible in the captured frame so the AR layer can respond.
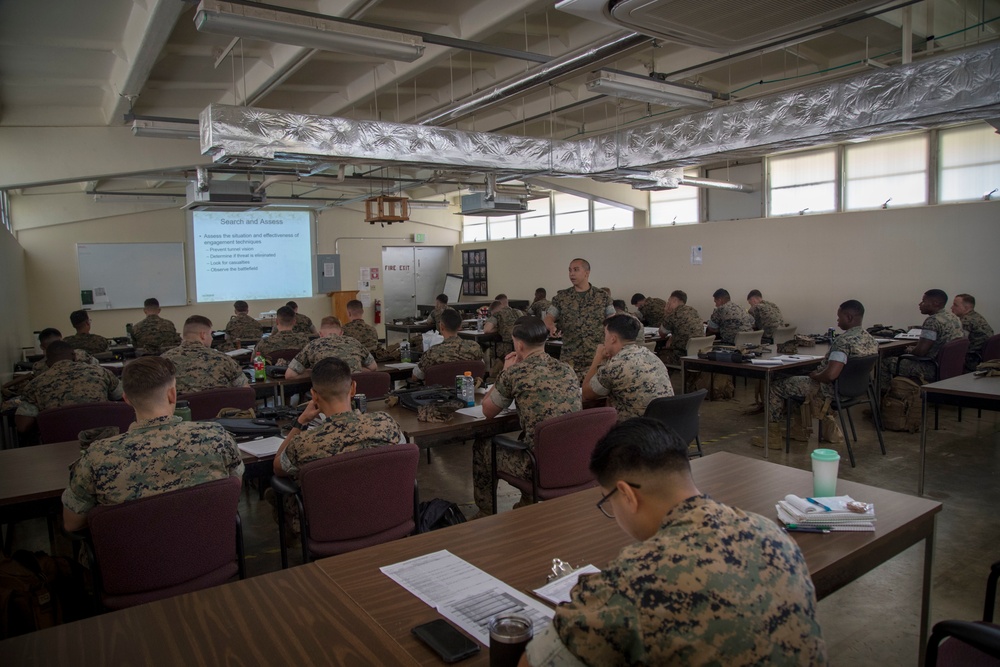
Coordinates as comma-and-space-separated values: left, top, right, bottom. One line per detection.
225, 348, 253, 356
100, 362, 124, 369
237, 436, 284, 457
532, 565, 601, 605
750, 358, 783, 366
93, 287, 110, 304
360, 293, 372, 308
690, 245, 703, 265
323, 262, 336, 278
456, 402, 515, 419
360, 267, 371, 281
381, 550, 553, 646
384, 362, 418, 369
643, 327, 660, 337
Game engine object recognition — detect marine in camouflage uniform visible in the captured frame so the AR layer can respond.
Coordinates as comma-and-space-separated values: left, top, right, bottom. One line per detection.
749, 300, 785, 342
589, 344, 673, 421
255, 330, 313, 357
132, 314, 180, 353
225, 313, 264, 346
61, 415, 244, 516
526, 495, 827, 666
413, 336, 483, 380
658, 304, 703, 366
16, 360, 123, 417
288, 335, 375, 374
425, 306, 459, 330
526, 299, 551, 319
548, 287, 615, 381
161, 340, 249, 394
486, 305, 523, 357
278, 410, 404, 476
63, 332, 110, 355
473, 351, 581, 513
770, 325, 878, 421
636, 298, 667, 328
707, 301, 754, 345
879, 310, 965, 387
958, 309, 994, 371
292, 312, 315, 335
31, 349, 99, 375
342, 319, 389, 360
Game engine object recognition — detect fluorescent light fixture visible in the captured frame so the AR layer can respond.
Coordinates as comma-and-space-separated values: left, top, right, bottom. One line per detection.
586, 72, 713, 109
93, 194, 184, 205
194, 0, 424, 62
406, 199, 450, 209
131, 119, 200, 140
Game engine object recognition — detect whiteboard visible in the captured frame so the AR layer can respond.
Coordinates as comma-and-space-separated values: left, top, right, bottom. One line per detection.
77, 243, 187, 310
443, 273, 463, 303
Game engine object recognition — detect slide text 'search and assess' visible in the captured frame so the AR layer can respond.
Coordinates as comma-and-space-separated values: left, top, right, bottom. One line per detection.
192, 210, 313, 302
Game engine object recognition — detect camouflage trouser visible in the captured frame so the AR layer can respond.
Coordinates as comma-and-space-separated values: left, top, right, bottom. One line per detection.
768, 376, 834, 422
658, 348, 684, 367
264, 487, 301, 539
472, 436, 533, 514
489, 341, 515, 378
879, 356, 936, 390
561, 344, 596, 385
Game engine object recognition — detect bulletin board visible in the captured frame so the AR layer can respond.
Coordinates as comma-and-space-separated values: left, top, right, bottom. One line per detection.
77, 243, 187, 310
461, 249, 488, 296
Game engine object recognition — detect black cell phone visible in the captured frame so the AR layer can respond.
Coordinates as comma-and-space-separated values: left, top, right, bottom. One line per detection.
411, 619, 481, 663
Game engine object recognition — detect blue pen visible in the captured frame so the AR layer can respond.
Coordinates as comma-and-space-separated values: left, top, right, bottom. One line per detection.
784, 526, 831, 534
805, 497, 833, 512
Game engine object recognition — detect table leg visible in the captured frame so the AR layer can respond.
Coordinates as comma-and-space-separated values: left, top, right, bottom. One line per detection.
918, 521, 935, 667
919, 393, 928, 496
680, 361, 686, 397
763, 372, 771, 460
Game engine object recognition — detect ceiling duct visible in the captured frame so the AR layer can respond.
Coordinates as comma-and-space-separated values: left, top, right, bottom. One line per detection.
184, 179, 266, 211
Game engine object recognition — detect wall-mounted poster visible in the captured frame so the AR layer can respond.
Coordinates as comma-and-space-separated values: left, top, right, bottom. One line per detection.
462, 249, 487, 296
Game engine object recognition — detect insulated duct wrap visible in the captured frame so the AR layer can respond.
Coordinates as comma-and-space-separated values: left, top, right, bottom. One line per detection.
202, 41, 1000, 178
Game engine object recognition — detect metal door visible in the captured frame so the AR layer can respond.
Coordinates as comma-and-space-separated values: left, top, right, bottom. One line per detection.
414, 246, 450, 308
381, 246, 450, 321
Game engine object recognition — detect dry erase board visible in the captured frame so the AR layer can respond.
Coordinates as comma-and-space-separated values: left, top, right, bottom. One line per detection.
77, 243, 187, 310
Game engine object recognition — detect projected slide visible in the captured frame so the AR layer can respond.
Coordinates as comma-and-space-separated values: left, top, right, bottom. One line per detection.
192, 210, 313, 302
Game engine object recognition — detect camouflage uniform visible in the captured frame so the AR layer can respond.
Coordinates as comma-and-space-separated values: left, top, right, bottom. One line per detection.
769, 326, 878, 421
548, 286, 615, 381
413, 336, 483, 380
637, 298, 667, 328
527, 299, 551, 319
707, 301, 755, 345
131, 314, 180, 353
749, 300, 785, 342
590, 344, 673, 421
256, 330, 313, 357
292, 312, 315, 335
658, 305, 703, 366
161, 340, 250, 394
473, 351, 581, 513
425, 306, 459, 330
225, 313, 264, 345
879, 310, 965, 386
486, 306, 524, 357
16, 360, 123, 417
342, 319, 389, 360
31, 349, 99, 375
61, 415, 244, 516
526, 495, 827, 667
960, 310, 995, 371
288, 335, 375, 374
62, 332, 110, 355
279, 410, 404, 476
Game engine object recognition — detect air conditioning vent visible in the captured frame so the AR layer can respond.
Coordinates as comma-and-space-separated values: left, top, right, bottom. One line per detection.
460, 192, 531, 216
184, 180, 266, 211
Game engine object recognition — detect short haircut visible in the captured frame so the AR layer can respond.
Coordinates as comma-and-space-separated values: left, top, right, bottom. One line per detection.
956, 293, 975, 308
286, 301, 298, 309
535, 288, 546, 298
311, 357, 353, 399
320, 316, 342, 330
839, 299, 865, 318
489, 300, 503, 312
630, 293, 646, 305
234, 300, 249, 313
45, 340, 75, 364
38, 328, 62, 345
747, 289, 762, 300
346, 299, 364, 314
590, 418, 692, 487
436, 293, 449, 304
712, 288, 730, 300
70, 310, 89, 327
122, 357, 176, 407
511, 316, 549, 346
670, 290, 688, 304
604, 314, 641, 341
276, 306, 296, 325
494, 294, 508, 301
612, 299, 627, 311
143, 298, 160, 309
924, 289, 948, 307
570, 258, 591, 271
439, 308, 462, 332
183, 315, 213, 335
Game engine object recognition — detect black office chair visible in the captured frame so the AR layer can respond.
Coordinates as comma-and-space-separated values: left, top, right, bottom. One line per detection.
644, 389, 708, 458
925, 559, 1000, 666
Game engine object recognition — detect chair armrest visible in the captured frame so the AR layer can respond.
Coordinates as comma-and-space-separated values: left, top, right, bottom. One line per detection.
898, 354, 933, 363
269, 475, 300, 497
927, 621, 1000, 664
492, 434, 528, 451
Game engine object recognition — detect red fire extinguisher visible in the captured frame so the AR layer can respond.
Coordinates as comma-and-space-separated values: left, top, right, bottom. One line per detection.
374, 299, 382, 324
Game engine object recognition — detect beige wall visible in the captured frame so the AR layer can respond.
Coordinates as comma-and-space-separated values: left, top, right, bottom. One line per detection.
454, 200, 1000, 334
0, 229, 31, 383
13, 193, 460, 337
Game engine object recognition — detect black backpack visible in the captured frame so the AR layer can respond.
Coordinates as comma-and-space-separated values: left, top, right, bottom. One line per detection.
417, 499, 467, 533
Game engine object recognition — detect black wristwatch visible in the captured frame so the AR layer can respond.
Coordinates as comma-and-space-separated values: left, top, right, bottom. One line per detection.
289, 420, 308, 430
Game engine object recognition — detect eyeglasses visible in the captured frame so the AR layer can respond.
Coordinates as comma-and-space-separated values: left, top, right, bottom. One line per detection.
596, 482, 641, 519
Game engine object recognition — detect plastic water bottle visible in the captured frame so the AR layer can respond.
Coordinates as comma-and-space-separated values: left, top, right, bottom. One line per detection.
461, 371, 475, 407
477, 316, 484, 333
400, 340, 411, 363
174, 400, 192, 421
253, 353, 266, 382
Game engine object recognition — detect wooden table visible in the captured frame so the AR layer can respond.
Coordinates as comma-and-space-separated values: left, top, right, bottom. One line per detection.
0, 563, 418, 666
919, 372, 1000, 495
681, 345, 830, 458
313, 451, 941, 665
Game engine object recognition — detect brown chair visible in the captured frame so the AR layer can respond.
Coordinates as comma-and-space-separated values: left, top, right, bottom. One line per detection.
352, 371, 392, 399
925, 559, 1000, 666
271, 443, 420, 568
422, 360, 487, 387
644, 389, 708, 457
263, 348, 301, 365
491, 407, 618, 512
979, 333, 1000, 364
37, 401, 135, 444
896, 337, 971, 428
179, 386, 256, 421
81, 476, 245, 610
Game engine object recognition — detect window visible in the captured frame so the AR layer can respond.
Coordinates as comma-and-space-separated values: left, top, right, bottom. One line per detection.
592, 200, 633, 231
553, 192, 590, 234
845, 134, 928, 210
462, 219, 487, 242
939, 124, 1000, 203
487, 215, 517, 240
769, 148, 837, 216
650, 175, 699, 225
0, 191, 10, 233
518, 200, 551, 237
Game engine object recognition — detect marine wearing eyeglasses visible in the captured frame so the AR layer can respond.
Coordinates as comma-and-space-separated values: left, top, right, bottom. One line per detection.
522, 418, 827, 667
